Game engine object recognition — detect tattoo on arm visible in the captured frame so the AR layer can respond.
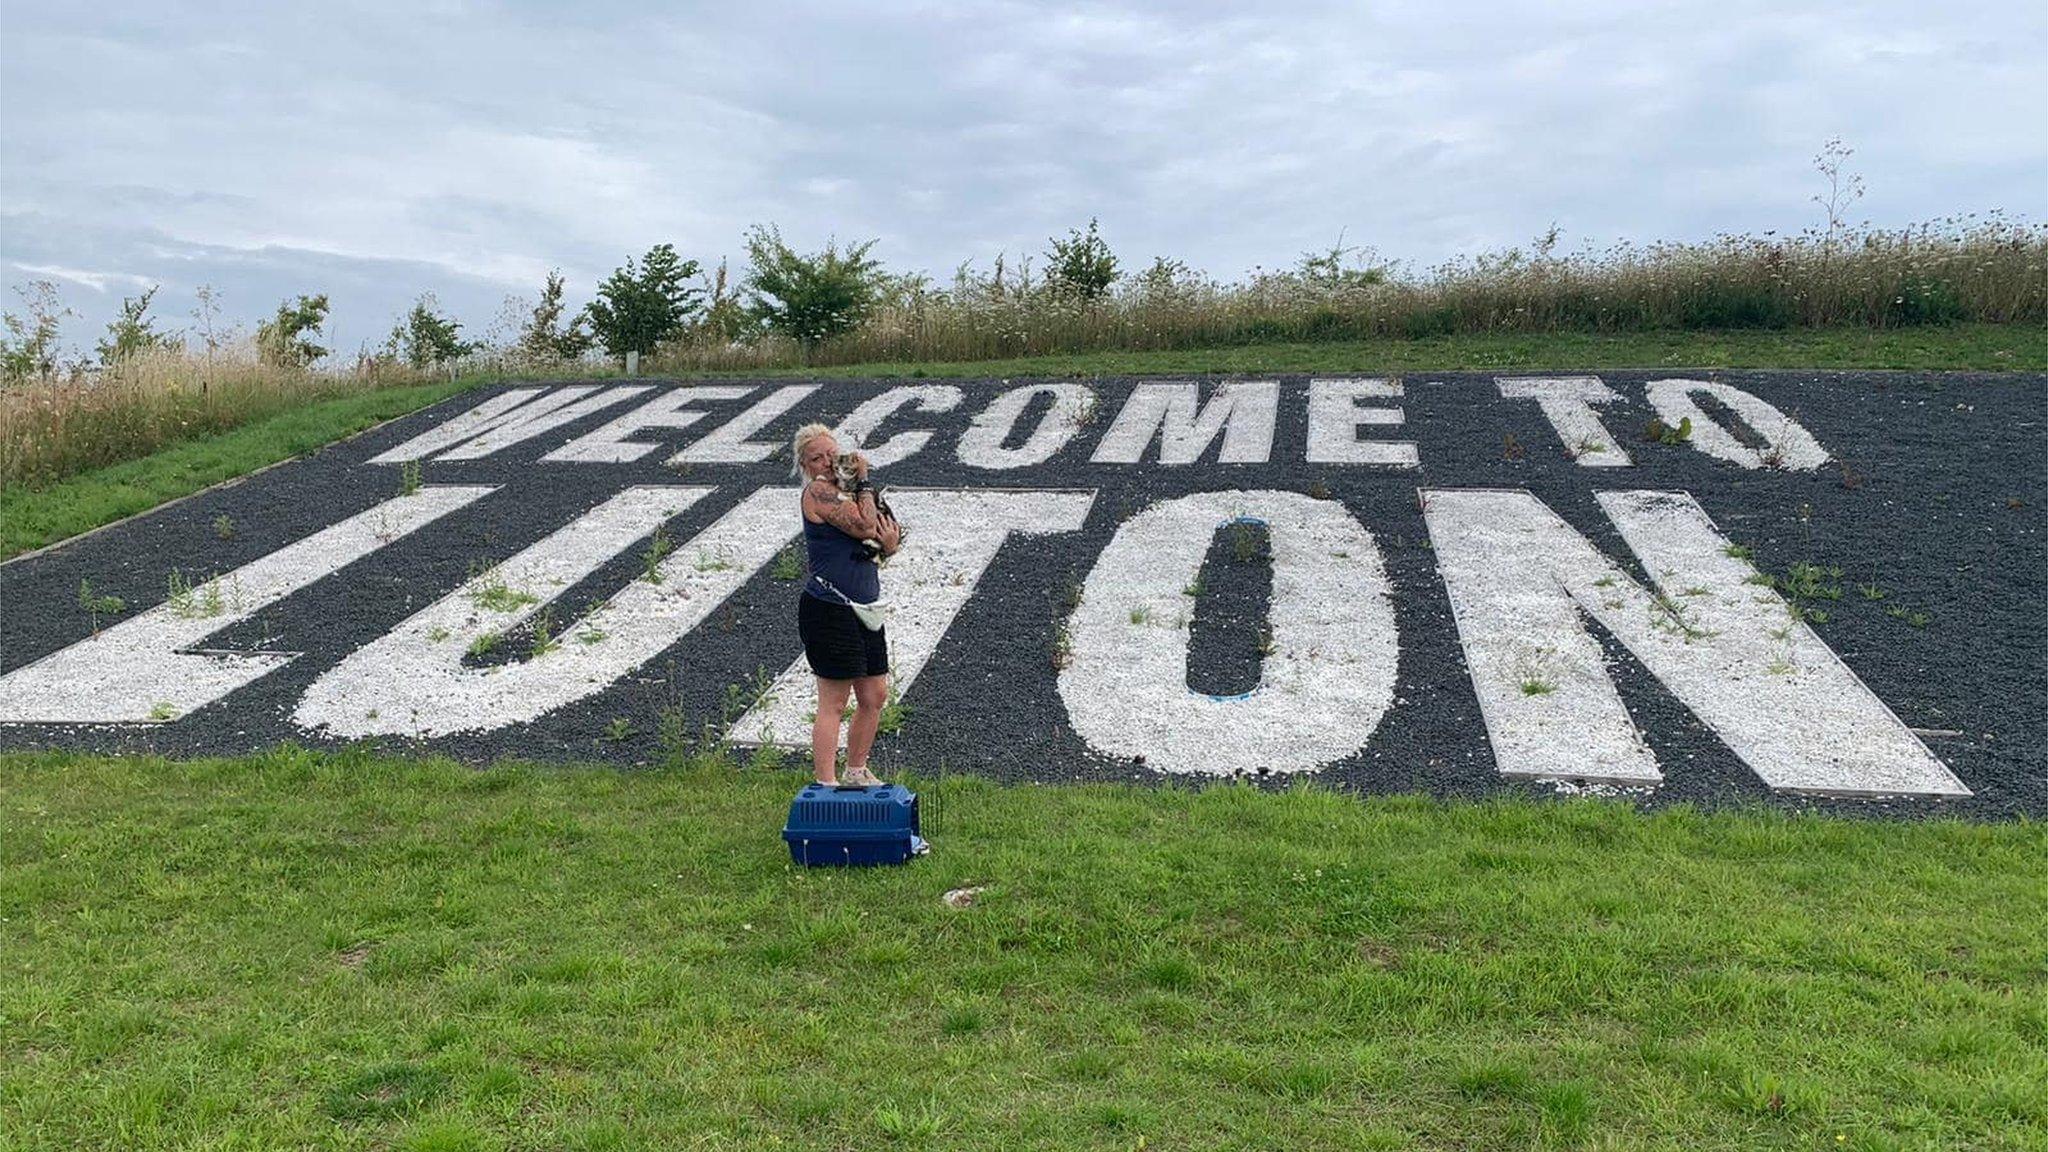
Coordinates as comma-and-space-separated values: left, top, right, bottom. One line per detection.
806, 481, 880, 537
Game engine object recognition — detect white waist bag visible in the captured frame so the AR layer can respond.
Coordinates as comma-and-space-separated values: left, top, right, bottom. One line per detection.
813, 575, 891, 632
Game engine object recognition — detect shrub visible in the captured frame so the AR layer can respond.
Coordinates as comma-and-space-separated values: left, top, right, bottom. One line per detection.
741, 225, 884, 345
2, 281, 71, 382
95, 286, 180, 366
256, 294, 330, 367
388, 294, 478, 368
1044, 218, 1120, 301
583, 243, 702, 359
515, 270, 593, 362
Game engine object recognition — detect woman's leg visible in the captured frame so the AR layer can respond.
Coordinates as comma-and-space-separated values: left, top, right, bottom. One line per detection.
845, 674, 888, 778
812, 677, 853, 784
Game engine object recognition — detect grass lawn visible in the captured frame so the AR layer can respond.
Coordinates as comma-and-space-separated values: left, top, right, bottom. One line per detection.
1, 749, 2041, 1150
0, 379, 478, 562
675, 323, 2048, 380
5, 325, 2042, 564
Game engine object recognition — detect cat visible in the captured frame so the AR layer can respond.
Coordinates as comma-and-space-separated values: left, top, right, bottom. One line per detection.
832, 450, 902, 563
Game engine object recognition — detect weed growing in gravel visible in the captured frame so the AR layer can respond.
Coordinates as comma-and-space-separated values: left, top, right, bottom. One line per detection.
1229, 521, 1262, 562
1722, 544, 1753, 562
1130, 605, 1153, 625
1648, 590, 1714, 642
76, 578, 124, 631
211, 513, 235, 540
466, 631, 501, 658
467, 567, 538, 613
1306, 479, 1332, 500
426, 625, 450, 643
603, 717, 634, 742
398, 459, 423, 496
1501, 432, 1525, 461
1520, 679, 1556, 696
575, 626, 606, 646
1887, 604, 1931, 628
879, 686, 911, 736
641, 528, 674, 583
165, 568, 226, 619
1860, 583, 1887, 600
770, 542, 804, 581
694, 548, 734, 573
529, 609, 560, 657
146, 702, 178, 721
1183, 575, 1206, 597
1644, 415, 1694, 445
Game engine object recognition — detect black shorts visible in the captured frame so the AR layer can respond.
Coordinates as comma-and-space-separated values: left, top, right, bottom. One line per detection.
798, 592, 890, 680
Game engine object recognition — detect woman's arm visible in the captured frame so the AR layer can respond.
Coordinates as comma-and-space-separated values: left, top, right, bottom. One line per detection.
802, 479, 886, 539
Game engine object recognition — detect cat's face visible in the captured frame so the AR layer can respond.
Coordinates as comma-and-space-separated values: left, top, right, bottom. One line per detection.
832, 451, 861, 490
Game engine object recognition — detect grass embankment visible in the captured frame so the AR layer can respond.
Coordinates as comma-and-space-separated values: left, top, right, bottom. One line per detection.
0, 379, 477, 560
5, 324, 2042, 564
2, 750, 2042, 1150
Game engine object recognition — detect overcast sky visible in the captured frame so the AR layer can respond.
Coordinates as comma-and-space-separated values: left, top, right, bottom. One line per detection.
3, 1, 2043, 357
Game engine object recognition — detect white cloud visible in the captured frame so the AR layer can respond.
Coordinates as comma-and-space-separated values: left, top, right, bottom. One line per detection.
2, 0, 2042, 353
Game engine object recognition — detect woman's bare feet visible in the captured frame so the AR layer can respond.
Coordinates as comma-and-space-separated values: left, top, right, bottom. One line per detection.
843, 764, 884, 786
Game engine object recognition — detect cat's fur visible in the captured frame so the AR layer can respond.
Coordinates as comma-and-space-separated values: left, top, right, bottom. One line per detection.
832, 451, 902, 562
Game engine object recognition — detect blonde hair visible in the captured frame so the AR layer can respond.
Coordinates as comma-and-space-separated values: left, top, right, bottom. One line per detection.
790, 423, 836, 480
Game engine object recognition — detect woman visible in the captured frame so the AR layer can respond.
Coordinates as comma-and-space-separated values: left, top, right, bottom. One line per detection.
791, 423, 901, 786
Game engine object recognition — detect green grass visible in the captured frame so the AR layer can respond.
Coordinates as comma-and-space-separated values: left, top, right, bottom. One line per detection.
677, 323, 2047, 379
4, 326, 2041, 563
0, 379, 478, 561
2, 748, 2042, 1150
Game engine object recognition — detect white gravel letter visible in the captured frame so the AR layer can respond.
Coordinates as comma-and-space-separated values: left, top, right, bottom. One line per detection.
295, 486, 794, 737
1421, 488, 1966, 796
1091, 381, 1279, 464
1305, 378, 1417, 466
1057, 490, 1398, 775
832, 385, 964, 467
730, 488, 1096, 748
955, 383, 1096, 469
1643, 379, 1830, 470
0, 486, 494, 723
668, 385, 820, 465
370, 385, 651, 463
1495, 376, 1631, 467
544, 386, 755, 463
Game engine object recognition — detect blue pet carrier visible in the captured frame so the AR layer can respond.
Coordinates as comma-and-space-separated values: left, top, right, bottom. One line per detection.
782, 782, 928, 867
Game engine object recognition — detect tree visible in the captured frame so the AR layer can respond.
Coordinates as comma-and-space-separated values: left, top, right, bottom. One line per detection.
741, 225, 883, 344
1, 280, 70, 383
96, 285, 180, 365
389, 293, 478, 367
1043, 218, 1120, 301
256, 294, 330, 367
516, 270, 593, 361
582, 243, 702, 359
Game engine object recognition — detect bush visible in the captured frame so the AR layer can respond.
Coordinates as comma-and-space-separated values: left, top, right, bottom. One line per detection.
583, 244, 701, 359
256, 294, 330, 367
95, 286, 180, 366
516, 270, 593, 362
741, 224, 884, 345
1044, 219, 1120, 301
1, 281, 69, 383
388, 294, 478, 367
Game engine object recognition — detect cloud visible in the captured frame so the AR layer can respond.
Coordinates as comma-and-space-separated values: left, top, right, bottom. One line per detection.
2, 0, 2042, 354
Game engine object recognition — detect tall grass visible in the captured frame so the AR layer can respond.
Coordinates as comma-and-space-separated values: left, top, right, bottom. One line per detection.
653, 215, 2047, 371
0, 341, 522, 491
4, 216, 2041, 492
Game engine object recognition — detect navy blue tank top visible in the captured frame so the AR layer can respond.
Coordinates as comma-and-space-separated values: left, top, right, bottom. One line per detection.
802, 500, 880, 604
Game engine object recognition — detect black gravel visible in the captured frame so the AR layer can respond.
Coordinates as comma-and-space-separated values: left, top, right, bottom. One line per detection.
2, 370, 2042, 820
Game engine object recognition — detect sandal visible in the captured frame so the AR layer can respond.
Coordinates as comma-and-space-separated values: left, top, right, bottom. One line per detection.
843, 765, 884, 787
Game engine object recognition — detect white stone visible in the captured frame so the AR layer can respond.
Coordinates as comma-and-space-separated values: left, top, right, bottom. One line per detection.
1421, 488, 1967, 796
1643, 379, 1830, 470
1057, 490, 1399, 775
1090, 380, 1279, 465
294, 486, 794, 737
544, 386, 755, 463
370, 385, 651, 463
1305, 378, 1418, 466
1495, 376, 1632, 467
730, 488, 1096, 748
0, 486, 494, 723
832, 385, 965, 467
668, 385, 820, 465
955, 383, 1096, 469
